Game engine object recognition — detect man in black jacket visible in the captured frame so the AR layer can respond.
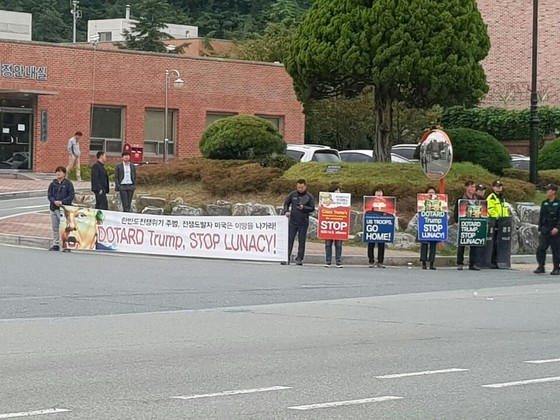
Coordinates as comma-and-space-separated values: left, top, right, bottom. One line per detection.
283, 179, 315, 265
454, 179, 481, 271
47, 166, 75, 251
534, 184, 560, 275
115, 151, 136, 212
91, 151, 109, 210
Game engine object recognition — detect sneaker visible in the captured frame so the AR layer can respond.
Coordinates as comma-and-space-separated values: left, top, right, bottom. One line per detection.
48, 245, 60, 251
325, 263, 331, 268
295, 259, 303, 266
457, 264, 463, 271
429, 264, 436, 270
376, 263, 385, 269
280, 261, 288, 265
336, 264, 343, 268
550, 269, 560, 276
369, 263, 375, 268
421, 262, 427, 270
469, 265, 481, 271
534, 266, 545, 274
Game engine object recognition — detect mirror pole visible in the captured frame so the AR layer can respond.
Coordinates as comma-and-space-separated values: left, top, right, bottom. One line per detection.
439, 177, 445, 194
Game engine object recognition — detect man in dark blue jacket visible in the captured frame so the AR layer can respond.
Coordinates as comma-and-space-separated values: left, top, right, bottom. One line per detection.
282, 178, 315, 265
47, 166, 75, 251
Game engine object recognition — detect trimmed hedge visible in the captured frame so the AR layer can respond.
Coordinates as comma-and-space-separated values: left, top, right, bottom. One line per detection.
442, 106, 560, 141
199, 114, 286, 160
446, 128, 511, 175
538, 138, 560, 170
68, 164, 115, 182
273, 162, 535, 204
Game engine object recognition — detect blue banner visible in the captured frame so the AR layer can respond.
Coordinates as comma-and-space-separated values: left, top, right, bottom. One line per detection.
418, 212, 448, 241
363, 213, 395, 243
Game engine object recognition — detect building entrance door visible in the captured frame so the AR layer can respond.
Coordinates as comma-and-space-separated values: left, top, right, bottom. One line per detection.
0, 107, 33, 170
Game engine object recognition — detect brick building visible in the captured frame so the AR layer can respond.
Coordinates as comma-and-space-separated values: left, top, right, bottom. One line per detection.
0, 40, 304, 172
478, 0, 560, 108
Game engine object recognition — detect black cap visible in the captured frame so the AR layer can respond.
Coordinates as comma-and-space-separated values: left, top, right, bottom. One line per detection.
544, 183, 558, 192
492, 180, 503, 187
476, 184, 486, 191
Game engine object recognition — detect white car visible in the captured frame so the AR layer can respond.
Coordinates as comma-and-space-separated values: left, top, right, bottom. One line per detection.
286, 144, 340, 162
391, 143, 420, 162
511, 154, 530, 170
339, 150, 413, 164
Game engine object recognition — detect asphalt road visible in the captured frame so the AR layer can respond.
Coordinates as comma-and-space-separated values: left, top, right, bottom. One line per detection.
2, 245, 560, 419
0, 196, 48, 219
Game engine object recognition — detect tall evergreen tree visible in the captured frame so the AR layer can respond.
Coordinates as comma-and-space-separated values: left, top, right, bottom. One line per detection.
286, 0, 490, 161
120, 0, 174, 52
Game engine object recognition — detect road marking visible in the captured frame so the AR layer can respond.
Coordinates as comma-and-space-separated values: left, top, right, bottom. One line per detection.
0, 210, 46, 221
375, 368, 469, 379
170, 385, 292, 400
525, 358, 560, 364
13, 205, 48, 210
482, 376, 560, 388
0, 408, 70, 418
288, 396, 403, 411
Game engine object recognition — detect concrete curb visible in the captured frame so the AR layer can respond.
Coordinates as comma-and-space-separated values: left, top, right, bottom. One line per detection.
0, 188, 90, 201
0, 232, 537, 266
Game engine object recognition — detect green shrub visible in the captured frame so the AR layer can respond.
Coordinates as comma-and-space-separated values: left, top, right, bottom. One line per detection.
538, 138, 560, 170
201, 163, 283, 196
199, 115, 286, 160
257, 155, 298, 171
442, 106, 560, 141
68, 164, 115, 182
538, 169, 560, 186
503, 168, 529, 182
445, 128, 511, 175
273, 162, 535, 204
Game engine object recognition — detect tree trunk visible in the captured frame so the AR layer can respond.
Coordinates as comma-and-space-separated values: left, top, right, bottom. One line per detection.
373, 85, 393, 162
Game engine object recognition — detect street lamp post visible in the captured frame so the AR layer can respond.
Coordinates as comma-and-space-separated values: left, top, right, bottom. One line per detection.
164, 69, 184, 164
529, 0, 539, 185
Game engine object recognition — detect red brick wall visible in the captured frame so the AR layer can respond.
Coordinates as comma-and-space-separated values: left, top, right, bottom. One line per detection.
0, 40, 304, 172
478, 0, 560, 108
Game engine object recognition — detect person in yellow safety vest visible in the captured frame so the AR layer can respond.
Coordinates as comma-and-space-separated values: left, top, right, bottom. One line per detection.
486, 180, 510, 268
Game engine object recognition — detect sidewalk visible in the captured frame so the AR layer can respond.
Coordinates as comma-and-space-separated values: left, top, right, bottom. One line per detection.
0, 176, 536, 269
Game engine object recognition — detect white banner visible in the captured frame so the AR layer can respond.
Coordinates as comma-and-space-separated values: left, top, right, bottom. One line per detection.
59, 206, 289, 262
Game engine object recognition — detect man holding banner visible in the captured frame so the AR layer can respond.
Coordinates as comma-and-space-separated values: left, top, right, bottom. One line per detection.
318, 184, 350, 268
454, 180, 482, 271
364, 188, 395, 268
417, 186, 448, 270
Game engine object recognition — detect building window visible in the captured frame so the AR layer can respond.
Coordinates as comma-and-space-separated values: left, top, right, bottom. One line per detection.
90, 106, 124, 154
255, 114, 284, 133
144, 109, 176, 156
206, 112, 237, 128
98, 32, 112, 42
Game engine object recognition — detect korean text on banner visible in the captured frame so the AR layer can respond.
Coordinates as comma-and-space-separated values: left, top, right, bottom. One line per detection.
317, 192, 351, 240
457, 199, 488, 247
58, 206, 289, 262
417, 193, 448, 242
362, 196, 396, 243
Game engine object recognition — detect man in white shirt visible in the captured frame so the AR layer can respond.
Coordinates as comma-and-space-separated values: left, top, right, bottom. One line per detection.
115, 151, 137, 212
66, 131, 83, 182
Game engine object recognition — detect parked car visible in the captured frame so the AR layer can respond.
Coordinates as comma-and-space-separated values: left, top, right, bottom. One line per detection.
0, 151, 30, 169
286, 144, 341, 162
391, 143, 420, 162
339, 150, 413, 164
510, 154, 530, 170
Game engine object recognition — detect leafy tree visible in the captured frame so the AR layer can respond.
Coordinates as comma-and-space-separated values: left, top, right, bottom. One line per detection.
119, 0, 175, 52
238, 23, 295, 62
285, 0, 490, 161
538, 139, 560, 170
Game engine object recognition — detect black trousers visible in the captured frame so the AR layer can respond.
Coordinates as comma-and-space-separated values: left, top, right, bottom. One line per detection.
119, 185, 135, 213
368, 242, 385, 264
536, 233, 560, 268
420, 241, 437, 263
288, 223, 308, 262
94, 191, 108, 210
457, 245, 477, 267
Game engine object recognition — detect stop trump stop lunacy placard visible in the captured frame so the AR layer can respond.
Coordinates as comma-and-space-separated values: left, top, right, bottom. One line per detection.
317, 191, 351, 240
417, 193, 448, 242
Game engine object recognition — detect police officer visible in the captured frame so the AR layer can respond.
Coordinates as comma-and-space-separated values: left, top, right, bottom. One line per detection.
487, 180, 510, 268
534, 184, 560, 275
